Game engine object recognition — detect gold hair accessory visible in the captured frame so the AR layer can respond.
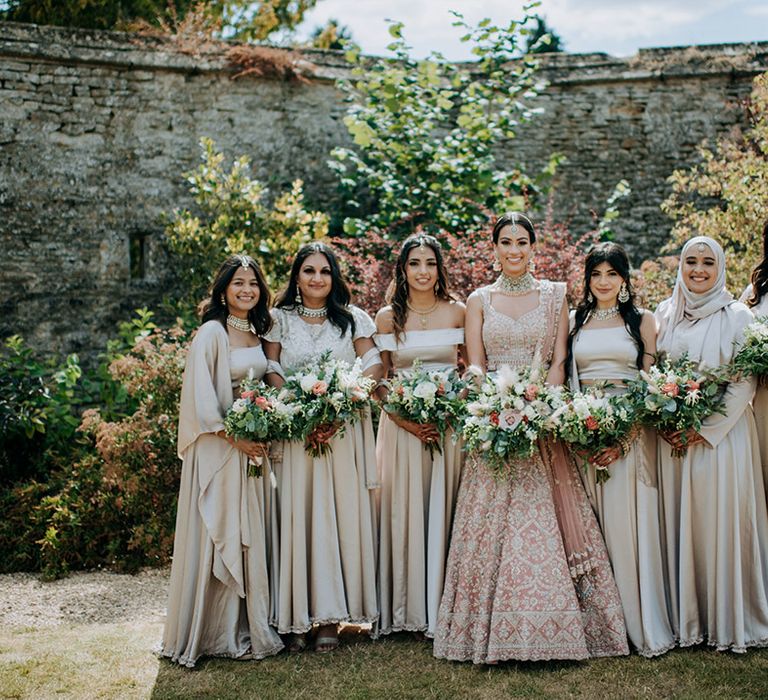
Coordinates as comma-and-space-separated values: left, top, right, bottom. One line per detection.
238, 255, 250, 268
417, 236, 428, 251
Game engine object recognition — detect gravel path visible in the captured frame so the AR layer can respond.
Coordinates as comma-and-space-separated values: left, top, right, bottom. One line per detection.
0, 568, 169, 629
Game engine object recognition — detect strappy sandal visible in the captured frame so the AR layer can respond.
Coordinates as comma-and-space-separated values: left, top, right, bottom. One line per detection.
286, 633, 307, 653
314, 624, 339, 653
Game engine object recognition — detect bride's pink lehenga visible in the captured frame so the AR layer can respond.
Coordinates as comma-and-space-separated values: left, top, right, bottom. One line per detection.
433, 281, 629, 664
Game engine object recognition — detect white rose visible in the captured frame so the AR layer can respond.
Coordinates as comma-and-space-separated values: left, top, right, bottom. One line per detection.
299, 373, 319, 393
231, 399, 248, 414
413, 381, 438, 400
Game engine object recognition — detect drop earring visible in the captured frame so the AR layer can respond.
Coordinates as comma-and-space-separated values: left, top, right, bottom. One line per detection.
295, 288, 302, 306
618, 282, 630, 303
587, 291, 594, 303
220, 294, 226, 306
528, 259, 536, 274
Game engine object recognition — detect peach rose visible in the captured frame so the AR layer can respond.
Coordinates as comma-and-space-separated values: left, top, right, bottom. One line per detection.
661, 382, 680, 397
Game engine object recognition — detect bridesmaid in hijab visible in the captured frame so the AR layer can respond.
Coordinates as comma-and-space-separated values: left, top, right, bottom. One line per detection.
740, 220, 768, 490
656, 235, 768, 652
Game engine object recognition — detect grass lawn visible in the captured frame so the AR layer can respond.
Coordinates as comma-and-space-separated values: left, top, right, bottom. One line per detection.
2, 622, 768, 699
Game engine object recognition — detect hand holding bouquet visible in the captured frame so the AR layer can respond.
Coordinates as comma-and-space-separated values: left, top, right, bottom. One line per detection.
627, 355, 726, 458
548, 386, 637, 483
731, 316, 768, 384
224, 377, 300, 477
461, 365, 564, 476
282, 351, 376, 457
383, 361, 468, 456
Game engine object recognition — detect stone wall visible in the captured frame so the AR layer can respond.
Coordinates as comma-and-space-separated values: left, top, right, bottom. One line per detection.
1, 21, 766, 360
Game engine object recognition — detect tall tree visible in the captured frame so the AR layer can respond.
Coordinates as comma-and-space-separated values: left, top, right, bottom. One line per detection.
0, 0, 319, 41
524, 15, 564, 54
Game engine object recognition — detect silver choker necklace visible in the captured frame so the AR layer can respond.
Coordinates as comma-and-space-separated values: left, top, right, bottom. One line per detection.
297, 304, 327, 319
493, 271, 536, 295
227, 314, 255, 333
590, 306, 620, 321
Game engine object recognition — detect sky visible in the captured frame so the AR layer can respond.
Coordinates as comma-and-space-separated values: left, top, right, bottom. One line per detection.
295, 0, 768, 59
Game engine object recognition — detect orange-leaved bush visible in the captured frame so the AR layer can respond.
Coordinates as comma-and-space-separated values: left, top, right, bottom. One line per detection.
34, 324, 188, 578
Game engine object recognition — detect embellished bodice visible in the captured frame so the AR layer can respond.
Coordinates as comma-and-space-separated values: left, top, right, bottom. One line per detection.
264, 305, 376, 373
375, 328, 464, 373
478, 280, 566, 371
229, 345, 267, 390
573, 326, 639, 385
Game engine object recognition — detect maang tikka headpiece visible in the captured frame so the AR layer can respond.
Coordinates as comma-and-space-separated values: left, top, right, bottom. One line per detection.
237, 254, 250, 269
417, 235, 428, 251
508, 212, 518, 233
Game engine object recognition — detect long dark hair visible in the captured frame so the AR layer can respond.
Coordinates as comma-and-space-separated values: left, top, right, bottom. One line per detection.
276, 242, 355, 336
385, 233, 455, 341
567, 242, 645, 373
746, 220, 768, 307
492, 211, 536, 244
198, 254, 272, 336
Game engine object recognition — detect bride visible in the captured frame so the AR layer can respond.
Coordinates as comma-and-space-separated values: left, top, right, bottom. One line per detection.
433, 213, 629, 664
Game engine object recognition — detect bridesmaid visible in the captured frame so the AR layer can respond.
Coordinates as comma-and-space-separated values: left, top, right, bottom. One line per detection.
161, 254, 283, 667
263, 242, 383, 653
656, 235, 768, 652
434, 212, 628, 664
567, 242, 674, 657
374, 234, 466, 639
739, 220, 768, 489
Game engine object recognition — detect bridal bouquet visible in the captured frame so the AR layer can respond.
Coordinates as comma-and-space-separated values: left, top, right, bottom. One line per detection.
548, 386, 637, 483
383, 360, 468, 456
462, 365, 565, 476
282, 351, 376, 457
731, 316, 768, 380
627, 355, 726, 458
224, 376, 301, 477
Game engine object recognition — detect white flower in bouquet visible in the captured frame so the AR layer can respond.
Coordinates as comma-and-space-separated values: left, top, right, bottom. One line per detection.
413, 380, 439, 402
299, 373, 319, 393
231, 398, 249, 414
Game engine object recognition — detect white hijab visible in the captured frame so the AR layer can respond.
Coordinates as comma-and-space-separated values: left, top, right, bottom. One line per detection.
656, 236, 735, 366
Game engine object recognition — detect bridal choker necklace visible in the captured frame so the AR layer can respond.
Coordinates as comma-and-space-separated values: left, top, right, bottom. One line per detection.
493, 271, 536, 295
590, 306, 620, 321
227, 314, 256, 333
297, 304, 327, 319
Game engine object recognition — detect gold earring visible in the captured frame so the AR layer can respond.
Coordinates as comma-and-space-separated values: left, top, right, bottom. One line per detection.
220, 294, 226, 306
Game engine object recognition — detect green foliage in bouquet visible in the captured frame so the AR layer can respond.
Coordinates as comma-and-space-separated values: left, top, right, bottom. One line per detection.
281, 351, 376, 456
731, 316, 768, 380
383, 361, 468, 456
627, 355, 727, 457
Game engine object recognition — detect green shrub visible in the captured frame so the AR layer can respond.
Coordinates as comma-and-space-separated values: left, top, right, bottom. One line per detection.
0, 315, 188, 577
661, 71, 768, 292
164, 137, 328, 306
330, 12, 559, 239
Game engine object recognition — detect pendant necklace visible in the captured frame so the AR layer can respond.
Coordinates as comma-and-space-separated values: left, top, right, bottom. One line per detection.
406, 299, 438, 330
